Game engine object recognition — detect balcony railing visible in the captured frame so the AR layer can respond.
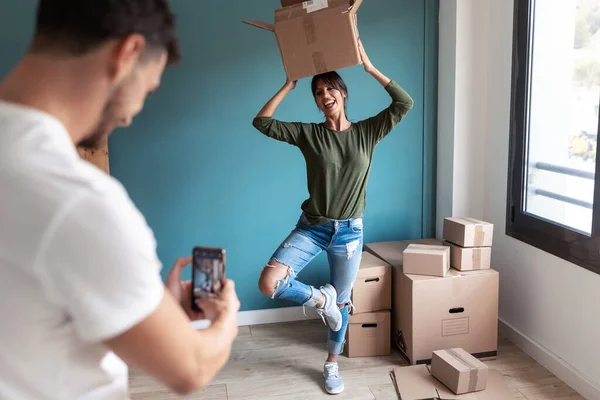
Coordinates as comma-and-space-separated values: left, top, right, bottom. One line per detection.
530, 161, 595, 209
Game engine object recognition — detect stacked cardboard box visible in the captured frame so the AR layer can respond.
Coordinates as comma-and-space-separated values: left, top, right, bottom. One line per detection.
364, 219, 499, 365
444, 217, 493, 271
345, 252, 392, 358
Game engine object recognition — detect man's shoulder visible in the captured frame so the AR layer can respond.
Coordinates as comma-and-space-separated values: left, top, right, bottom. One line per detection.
0, 105, 130, 213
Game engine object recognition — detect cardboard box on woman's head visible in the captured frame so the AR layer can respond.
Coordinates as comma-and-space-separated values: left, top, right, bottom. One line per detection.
243, 0, 364, 81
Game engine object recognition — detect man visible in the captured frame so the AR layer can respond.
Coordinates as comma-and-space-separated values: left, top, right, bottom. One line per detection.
0, 1, 240, 399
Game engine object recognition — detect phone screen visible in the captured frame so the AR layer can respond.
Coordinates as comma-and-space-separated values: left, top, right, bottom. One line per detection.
192, 247, 225, 306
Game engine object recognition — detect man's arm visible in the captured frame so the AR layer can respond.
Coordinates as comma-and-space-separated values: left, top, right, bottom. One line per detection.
105, 281, 239, 395
41, 186, 239, 396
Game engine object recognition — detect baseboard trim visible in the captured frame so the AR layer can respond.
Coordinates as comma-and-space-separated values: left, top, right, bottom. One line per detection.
237, 306, 320, 326
190, 306, 320, 330
499, 317, 600, 400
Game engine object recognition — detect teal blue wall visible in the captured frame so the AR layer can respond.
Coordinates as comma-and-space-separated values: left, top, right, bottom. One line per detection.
0, 1, 438, 312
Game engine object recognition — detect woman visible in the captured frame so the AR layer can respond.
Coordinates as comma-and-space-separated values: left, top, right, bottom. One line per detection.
252, 40, 414, 395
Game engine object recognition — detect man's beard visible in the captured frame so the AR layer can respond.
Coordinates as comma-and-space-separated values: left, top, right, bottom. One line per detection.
78, 85, 123, 149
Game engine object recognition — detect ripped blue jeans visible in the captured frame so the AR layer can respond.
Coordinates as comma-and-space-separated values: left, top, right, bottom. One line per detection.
268, 213, 364, 355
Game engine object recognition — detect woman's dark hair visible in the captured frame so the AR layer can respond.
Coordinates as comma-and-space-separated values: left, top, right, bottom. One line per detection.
32, 0, 181, 65
311, 71, 349, 116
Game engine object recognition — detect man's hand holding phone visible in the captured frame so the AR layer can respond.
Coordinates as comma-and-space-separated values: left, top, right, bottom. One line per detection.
166, 257, 240, 326
196, 280, 240, 327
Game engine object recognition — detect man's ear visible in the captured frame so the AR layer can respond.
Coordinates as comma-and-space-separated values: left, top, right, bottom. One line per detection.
109, 34, 146, 83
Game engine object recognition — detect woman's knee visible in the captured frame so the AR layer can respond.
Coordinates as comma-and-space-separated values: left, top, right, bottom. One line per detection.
258, 261, 292, 298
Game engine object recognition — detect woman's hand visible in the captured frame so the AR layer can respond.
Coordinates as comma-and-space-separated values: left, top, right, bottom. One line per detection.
284, 79, 297, 91
255, 78, 297, 118
358, 38, 391, 87
358, 38, 375, 73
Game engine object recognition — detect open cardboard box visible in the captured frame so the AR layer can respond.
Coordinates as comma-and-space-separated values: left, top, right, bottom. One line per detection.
243, 0, 364, 81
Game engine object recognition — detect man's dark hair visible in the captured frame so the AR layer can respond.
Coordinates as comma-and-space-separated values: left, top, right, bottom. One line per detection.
32, 0, 180, 65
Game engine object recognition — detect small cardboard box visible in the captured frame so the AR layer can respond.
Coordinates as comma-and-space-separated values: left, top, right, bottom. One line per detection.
391, 365, 514, 400
346, 311, 390, 358
365, 240, 499, 365
431, 348, 489, 394
365, 238, 443, 269
351, 252, 392, 314
243, 0, 364, 81
443, 217, 494, 248
445, 241, 492, 271
403, 244, 450, 277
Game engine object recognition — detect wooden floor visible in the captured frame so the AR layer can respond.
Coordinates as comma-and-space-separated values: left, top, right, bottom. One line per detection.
128, 320, 585, 399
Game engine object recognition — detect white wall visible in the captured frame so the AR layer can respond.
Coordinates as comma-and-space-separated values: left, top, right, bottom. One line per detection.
437, 1, 600, 399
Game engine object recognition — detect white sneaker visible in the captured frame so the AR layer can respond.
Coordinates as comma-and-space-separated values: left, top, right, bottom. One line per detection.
323, 362, 344, 394
317, 284, 342, 332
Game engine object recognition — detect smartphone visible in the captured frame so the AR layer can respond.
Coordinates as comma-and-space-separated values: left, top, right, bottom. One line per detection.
191, 246, 226, 312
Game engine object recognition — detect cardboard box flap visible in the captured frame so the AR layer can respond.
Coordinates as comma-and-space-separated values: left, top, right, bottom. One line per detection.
281, 0, 358, 9
348, 311, 388, 325
392, 366, 514, 400
242, 20, 275, 32
392, 366, 450, 399
281, 0, 305, 7
278, 0, 356, 16
349, 0, 364, 13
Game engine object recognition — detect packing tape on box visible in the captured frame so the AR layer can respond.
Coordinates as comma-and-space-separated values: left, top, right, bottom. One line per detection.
312, 51, 327, 73
300, 15, 328, 73
303, 14, 317, 44
474, 225, 485, 247
472, 248, 481, 269
450, 217, 486, 246
446, 349, 480, 393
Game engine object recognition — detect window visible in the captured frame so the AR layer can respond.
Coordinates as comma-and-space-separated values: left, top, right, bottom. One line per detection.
507, 0, 600, 275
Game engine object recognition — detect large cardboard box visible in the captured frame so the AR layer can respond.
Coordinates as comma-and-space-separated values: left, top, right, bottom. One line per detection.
396, 268, 499, 365
346, 311, 391, 358
431, 348, 489, 394
243, 0, 364, 81
391, 365, 514, 400
351, 251, 392, 314
403, 244, 450, 277
446, 241, 492, 271
444, 217, 494, 247
365, 240, 499, 365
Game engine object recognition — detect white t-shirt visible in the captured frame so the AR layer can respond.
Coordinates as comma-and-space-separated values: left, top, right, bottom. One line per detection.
0, 101, 165, 399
